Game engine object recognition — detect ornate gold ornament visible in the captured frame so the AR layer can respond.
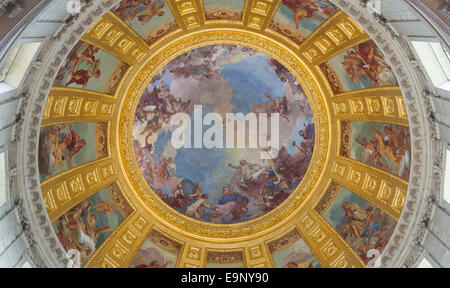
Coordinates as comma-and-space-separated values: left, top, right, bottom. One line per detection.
167, 0, 206, 30
299, 10, 370, 65
42, 87, 116, 127
116, 28, 330, 241
331, 87, 409, 126
82, 11, 150, 65
41, 157, 116, 222
242, 0, 282, 30
37, 1, 412, 267
331, 156, 407, 221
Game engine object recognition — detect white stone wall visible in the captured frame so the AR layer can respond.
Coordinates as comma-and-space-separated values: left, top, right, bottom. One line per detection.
0, 208, 27, 267
0, 0, 71, 268
377, 0, 450, 268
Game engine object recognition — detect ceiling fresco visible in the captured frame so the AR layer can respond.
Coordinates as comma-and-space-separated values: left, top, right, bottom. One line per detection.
324, 40, 398, 92
38, 122, 108, 181
54, 41, 129, 94
130, 229, 182, 268
273, 0, 339, 38
53, 184, 132, 266
112, 0, 178, 45
37, 0, 412, 268
133, 44, 314, 224
268, 229, 321, 268
316, 184, 397, 266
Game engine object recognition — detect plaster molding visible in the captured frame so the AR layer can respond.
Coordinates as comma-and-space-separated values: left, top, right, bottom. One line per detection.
7, 0, 122, 268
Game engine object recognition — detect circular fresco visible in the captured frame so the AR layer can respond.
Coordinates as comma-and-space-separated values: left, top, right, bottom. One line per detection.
133, 44, 315, 224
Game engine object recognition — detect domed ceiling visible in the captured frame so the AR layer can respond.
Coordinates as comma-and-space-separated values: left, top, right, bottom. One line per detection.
38, 0, 411, 268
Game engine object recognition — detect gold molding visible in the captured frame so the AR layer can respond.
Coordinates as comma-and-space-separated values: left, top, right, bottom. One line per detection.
245, 244, 272, 268
40, 6, 413, 266
167, 0, 206, 30
82, 11, 150, 65
83, 211, 152, 268
41, 157, 116, 222
331, 86, 409, 126
296, 209, 366, 268
178, 244, 206, 268
116, 28, 330, 239
204, 249, 247, 268
41, 87, 115, 127
299, 10, 370, 65
331, 156, 407, 221
242, 0, 282, 30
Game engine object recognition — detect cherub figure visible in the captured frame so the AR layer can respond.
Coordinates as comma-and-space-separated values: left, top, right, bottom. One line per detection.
282, 0, 336, 29
51, 124, 87, 172
93, 200, 114, 216
342, 41, 394, 86
114, 0, 166, 25
189, 183, 203, 200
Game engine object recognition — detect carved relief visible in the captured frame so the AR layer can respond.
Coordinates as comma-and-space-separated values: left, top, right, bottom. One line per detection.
243, 0, 282, 30
331, 87, 409, 126
206, 251, 244, 267
144, 22, 179, 46
320, 62, 344, 94
315, 182, 341, 215
96, 122, 108, 159
42, 88, 116, 126
269, 21, 306, 45
41, 158, 116, 222
331, 157, 407, 221
205, 9, 242, 20
82, 11, 150, 65
107, 184, 133, 218
297, 211, 365, 267
340, 121, 352, 157
167, 0, 206, 29
268, 229, 301, 253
